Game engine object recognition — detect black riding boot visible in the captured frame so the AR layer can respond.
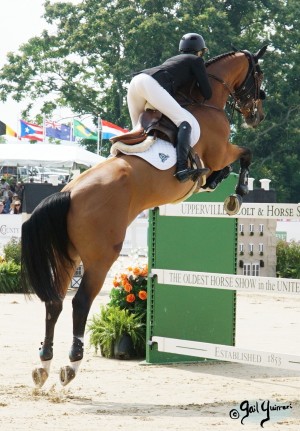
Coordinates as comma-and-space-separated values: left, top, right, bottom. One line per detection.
174, 121, 207, 183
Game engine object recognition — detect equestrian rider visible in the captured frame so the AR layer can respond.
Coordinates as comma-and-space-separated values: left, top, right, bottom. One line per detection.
127, 33, 212, 183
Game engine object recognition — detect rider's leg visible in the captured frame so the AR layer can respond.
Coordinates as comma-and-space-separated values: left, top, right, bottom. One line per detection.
174, 121, 208, 183
127, 74, 200, 143
127, 73, 207, 182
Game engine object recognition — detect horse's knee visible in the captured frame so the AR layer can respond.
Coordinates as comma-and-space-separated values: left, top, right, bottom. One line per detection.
240, 147, 252, 166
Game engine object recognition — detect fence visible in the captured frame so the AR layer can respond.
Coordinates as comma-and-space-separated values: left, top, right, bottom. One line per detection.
146, 175, 300, 370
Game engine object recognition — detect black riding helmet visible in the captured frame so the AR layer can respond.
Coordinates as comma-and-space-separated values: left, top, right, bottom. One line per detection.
179, 33, 208, 54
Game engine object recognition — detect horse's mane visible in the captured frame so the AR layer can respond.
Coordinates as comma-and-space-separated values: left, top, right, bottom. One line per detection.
205, 51, 236, 66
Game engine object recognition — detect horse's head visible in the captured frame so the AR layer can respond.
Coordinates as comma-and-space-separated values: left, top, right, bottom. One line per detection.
234, 45, 268, 128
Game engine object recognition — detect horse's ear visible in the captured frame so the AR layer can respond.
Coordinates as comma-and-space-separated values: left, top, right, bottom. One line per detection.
254, 45, 268, 61
231, 44, 239, 52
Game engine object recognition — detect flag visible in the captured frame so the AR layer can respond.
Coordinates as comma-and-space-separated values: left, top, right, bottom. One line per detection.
0, 120, 17, 137
73, 119, 98, 140
20, 119, 43, 141
101, 120, 127, 139
45, 119, 73, 141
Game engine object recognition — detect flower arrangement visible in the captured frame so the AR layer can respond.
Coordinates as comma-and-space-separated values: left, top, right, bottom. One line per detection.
109, 264, 148, 322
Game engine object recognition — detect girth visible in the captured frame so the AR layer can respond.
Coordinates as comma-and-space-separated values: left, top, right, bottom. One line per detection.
110, 109, 178, 146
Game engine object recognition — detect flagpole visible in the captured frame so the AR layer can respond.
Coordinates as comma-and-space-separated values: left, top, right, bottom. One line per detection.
97, 114, 102, 155
43, 115, 46, 143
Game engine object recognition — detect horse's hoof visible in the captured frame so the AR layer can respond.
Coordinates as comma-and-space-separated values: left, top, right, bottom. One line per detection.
59, 366, 76, 386
32, 367, 49, 388
224, 194, 243, 216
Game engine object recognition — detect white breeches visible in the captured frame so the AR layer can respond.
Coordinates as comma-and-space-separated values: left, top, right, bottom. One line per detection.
127, 73, 200, 146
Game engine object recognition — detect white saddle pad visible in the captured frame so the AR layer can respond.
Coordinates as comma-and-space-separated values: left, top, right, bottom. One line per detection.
112, 138, 177, 170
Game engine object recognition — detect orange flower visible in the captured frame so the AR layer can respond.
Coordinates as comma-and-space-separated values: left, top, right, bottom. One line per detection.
113, 279, 120, 287
120, 274, 128, 281
140, 267, 148, 277
124, 282, 132, 292
126, 293, 135, 303
132, 267, 141, 276
138, 290, 147, 300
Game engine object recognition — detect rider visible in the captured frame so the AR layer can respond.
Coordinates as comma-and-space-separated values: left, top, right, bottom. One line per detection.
127, 33, 212, 183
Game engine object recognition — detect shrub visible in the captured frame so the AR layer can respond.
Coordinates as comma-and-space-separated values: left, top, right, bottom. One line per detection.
0, 261, 21, 293
276, 240, 300, 278
3, 237, 21, 265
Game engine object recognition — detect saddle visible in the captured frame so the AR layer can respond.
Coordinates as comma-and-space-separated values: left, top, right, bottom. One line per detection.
110, 109, 178, 146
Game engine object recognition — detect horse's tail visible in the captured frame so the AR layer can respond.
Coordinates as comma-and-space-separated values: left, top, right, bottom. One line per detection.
21, 191, 74, 302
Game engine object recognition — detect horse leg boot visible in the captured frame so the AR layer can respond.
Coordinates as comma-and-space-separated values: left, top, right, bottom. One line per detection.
235, 148, 252, 196
174, 121, 208, 183
203, 165, 232, 190
32, 300, 63, 388
59, 275, 93, 386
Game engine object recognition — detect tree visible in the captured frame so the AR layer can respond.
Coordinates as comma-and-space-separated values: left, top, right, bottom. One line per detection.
276, 240, 300, 279
0, 0, 299, 201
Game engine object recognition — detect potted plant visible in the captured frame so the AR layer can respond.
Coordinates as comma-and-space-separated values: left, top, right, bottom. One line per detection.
88, 264, 148, 359
88, 306, 146, 359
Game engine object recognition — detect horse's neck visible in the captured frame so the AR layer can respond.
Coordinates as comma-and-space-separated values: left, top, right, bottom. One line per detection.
207, 53, 247, 109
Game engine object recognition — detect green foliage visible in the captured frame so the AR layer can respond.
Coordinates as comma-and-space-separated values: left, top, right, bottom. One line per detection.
0, 0, 299, 200
3, 238, 21, 265
0, 261, 21, 293
276, 240, 300, 278
87, 306, 146, 358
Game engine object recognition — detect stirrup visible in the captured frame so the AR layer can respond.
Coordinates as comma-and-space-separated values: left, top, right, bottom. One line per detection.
174, 167, 209, 183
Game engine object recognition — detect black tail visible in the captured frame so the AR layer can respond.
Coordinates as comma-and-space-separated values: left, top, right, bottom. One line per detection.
21, 191, 74, 302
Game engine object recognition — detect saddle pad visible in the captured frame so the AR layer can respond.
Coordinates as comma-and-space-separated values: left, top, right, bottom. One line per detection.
113, 138, 177, 170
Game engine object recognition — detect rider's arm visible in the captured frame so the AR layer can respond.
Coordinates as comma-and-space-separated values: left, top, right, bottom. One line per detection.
192, 57, 212, 100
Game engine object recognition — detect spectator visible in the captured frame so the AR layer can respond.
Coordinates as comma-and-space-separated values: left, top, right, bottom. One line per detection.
14, 182, 24, 199
12, 193, 19, 203
0, 177, 9, 193
10, 200, 22, 214
9, 177, 17, 193
4, 190, 13, 213
0, 201, 7, 214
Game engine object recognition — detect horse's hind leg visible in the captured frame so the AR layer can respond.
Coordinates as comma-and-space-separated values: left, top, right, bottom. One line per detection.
32, 300, 63, 387
59, 264, 109, 386
235, 147, 252, 196
32, 261, 78, 388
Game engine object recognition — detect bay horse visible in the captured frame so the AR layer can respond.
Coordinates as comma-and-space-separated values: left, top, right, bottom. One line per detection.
21, 46, 267, 387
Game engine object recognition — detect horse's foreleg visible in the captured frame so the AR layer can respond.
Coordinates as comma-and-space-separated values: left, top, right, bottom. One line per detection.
221, 145, 252, 216
32, 300, 63, 388
235, 147, 252, 196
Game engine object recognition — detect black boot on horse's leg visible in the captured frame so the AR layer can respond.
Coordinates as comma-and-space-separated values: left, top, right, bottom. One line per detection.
203, 165, 232, 190
174, 121, 208, 183
235, 148, 252, 196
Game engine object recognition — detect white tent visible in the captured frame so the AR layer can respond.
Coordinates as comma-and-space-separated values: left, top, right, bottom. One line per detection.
0, 143, 105, 168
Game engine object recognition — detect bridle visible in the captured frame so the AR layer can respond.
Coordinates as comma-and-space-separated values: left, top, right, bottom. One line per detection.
207, 50, 265, 119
